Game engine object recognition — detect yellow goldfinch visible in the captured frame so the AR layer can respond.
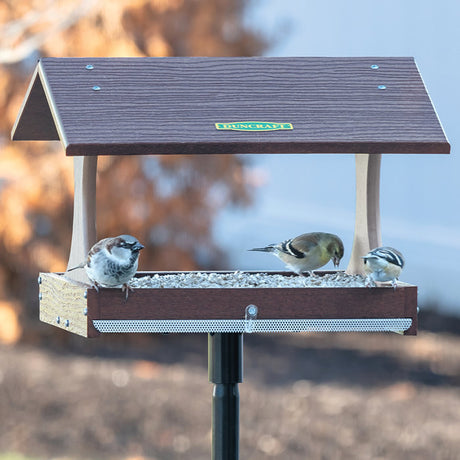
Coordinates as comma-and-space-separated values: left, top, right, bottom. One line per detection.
362, 246, 404, 289
249, 232, 344, 275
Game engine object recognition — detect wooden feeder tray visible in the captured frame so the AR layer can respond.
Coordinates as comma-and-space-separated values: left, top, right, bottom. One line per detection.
13, 57, 450, 339
39, 270, 417, 337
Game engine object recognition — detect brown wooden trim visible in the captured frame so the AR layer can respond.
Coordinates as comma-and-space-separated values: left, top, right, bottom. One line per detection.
66, 139, 450, 156
88, 285, 416, 321
64, 141, 451, 156
11, 66, 60, 141
403, 284, 418, 336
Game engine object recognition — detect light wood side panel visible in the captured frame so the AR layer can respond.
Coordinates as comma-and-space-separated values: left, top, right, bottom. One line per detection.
65, 156, 97, 283
346, 154, 382, 274
39, 272, 91, 337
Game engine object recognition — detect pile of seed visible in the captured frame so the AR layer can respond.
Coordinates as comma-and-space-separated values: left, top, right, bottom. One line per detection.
130, 271, 369, 289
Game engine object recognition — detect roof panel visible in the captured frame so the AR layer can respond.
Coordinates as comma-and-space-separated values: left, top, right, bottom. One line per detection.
12, 57, 450, 155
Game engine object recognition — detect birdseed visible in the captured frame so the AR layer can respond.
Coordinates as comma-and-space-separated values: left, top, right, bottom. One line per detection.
129, 271, 368, 289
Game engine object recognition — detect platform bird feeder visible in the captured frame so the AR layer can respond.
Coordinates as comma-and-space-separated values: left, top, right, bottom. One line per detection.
12, 57, 449, 459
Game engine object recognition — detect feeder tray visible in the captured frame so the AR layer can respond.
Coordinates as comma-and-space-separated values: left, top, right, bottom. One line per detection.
38, 271, 417, 337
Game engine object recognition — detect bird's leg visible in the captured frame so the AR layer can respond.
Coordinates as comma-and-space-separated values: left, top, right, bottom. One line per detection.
122, 283, 129, 300
391, 279, 398, 290
92, 281, 100, 293
364, 275, 376, 288
122, 283, 135, 301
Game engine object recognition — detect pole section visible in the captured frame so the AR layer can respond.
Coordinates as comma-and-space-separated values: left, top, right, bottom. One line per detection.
208, 333, 243, 460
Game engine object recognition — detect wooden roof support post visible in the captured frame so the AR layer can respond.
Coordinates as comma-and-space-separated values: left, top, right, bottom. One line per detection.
66, 156, 97, 283
346, 153, 382, 275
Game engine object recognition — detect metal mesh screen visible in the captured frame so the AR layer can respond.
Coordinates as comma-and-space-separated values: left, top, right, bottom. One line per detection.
92, 318, 412, 334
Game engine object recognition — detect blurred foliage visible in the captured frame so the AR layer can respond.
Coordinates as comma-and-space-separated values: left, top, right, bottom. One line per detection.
0, 455, 42, 460
0, 0, 268, 344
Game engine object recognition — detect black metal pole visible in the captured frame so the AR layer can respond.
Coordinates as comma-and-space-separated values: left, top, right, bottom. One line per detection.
208, 332, 243, 460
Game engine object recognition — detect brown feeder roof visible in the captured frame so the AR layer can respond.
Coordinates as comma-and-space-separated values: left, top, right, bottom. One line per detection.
12, 56, 450, 156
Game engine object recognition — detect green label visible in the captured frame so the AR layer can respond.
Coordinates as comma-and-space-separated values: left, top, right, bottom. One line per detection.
215, 121, 293, 132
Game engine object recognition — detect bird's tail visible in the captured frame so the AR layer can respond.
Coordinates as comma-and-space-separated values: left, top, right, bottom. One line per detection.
67, 262, 86, 272
248, 246, 275, 253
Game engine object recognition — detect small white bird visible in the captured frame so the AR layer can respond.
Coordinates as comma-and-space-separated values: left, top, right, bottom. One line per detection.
68, 235, 144, 299
362, 246, 404, 289
249, 232, 344, 275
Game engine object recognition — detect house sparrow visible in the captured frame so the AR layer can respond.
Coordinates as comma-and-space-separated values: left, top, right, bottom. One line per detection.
249, 232, 344, 275
68, 235, 144, 299
362, 246, 404, 289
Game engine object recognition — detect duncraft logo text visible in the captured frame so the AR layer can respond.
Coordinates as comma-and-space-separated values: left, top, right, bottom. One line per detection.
215, 121, 293, 132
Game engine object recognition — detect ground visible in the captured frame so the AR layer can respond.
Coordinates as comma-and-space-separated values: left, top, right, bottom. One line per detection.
0, 311, 459, 460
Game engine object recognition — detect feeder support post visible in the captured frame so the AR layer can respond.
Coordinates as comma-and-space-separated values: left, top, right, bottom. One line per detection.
66, 156, 97, 282
346, 153, 382, 274
208, 332, 243, 460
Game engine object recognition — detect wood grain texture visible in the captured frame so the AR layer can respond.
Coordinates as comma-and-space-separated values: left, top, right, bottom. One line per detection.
403, 283, 418, 336
39, 272, 97, 337
88, 286, 416, 320
11, 66, 60, 141
12, 57, 450, 155
346, 154, 382, 274
38, 271, 417, 336
88, 271, 417, 335
65, 156, 97, 283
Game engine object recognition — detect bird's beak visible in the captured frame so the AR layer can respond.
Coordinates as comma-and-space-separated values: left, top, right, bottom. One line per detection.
134, 243, 144, 251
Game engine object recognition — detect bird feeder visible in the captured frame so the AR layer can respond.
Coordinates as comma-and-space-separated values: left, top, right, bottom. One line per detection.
12, 57, 449, 459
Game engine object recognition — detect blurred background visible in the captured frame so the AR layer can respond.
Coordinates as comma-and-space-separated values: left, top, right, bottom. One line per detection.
0, 1, 459, 459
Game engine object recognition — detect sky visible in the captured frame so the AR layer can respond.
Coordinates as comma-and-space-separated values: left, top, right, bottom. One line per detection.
215, 0, 460, 315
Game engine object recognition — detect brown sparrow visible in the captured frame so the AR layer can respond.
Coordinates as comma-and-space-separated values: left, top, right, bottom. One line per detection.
68, 235, 144, 298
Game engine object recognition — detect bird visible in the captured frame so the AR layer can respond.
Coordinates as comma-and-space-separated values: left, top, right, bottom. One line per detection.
249, 232, 344, 275
67, 235, 144, 299
362, 246, 404, 289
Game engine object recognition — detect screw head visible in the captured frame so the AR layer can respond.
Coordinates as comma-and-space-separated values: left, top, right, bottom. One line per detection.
65, 320, 70, 327
83, 308, 88, 316
92, 85, 101, 91
370, 64, 379, 69
86, 64, 94, 70
56, 316, 61, 324
84, 290, 87, 299
246, 304, 258, 317
378, 85, 387, 90
37, 276, 42, 285
38, 293, 42, 301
